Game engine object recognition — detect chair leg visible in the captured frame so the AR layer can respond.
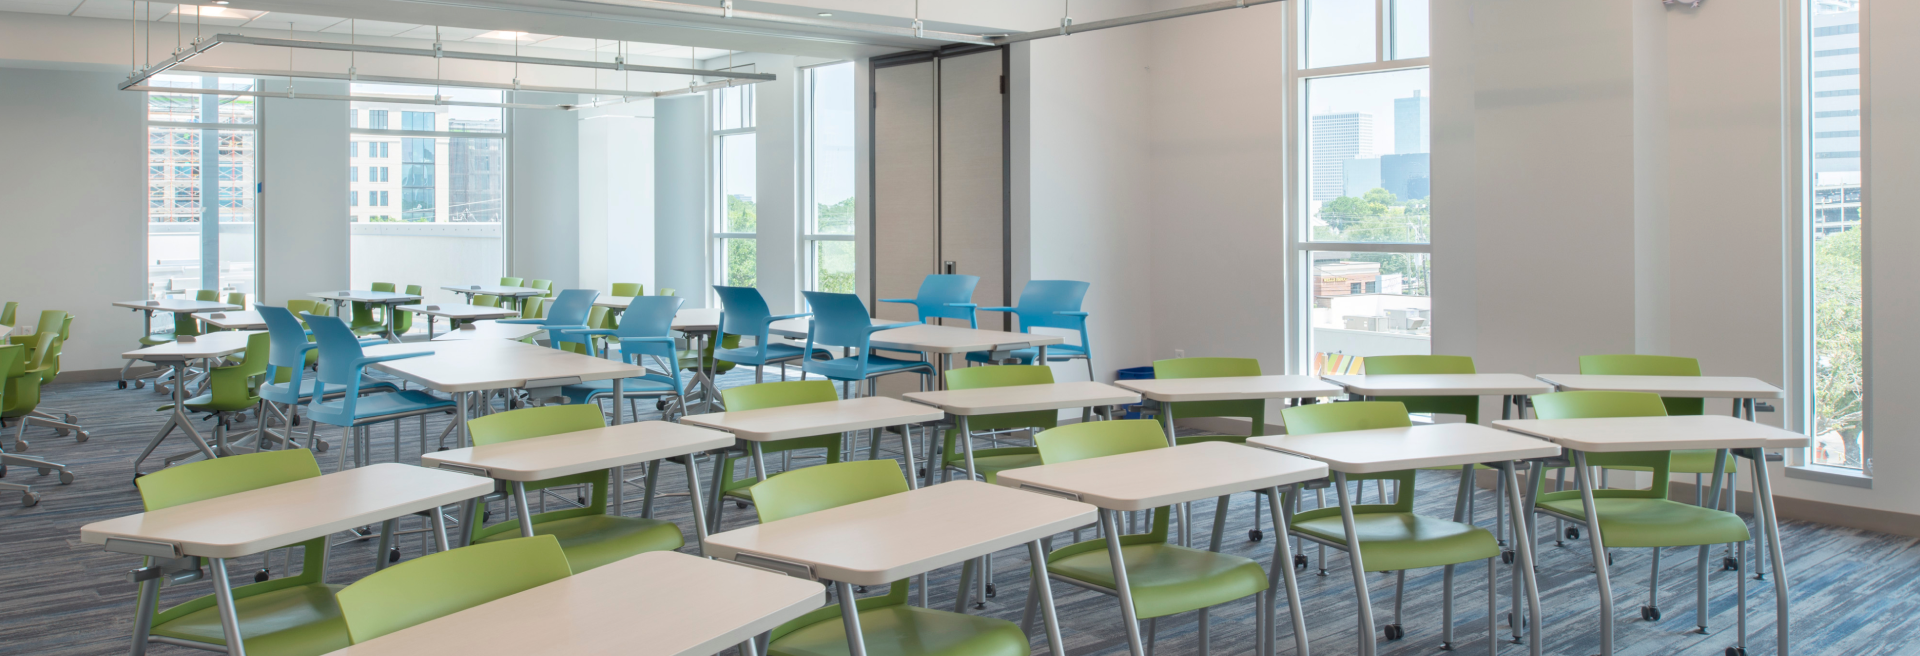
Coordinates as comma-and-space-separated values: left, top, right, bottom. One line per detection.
1486, 555, 1498, 656
1646, 547, 1662, 621
1198, 606, 1211, 656
1144, 617, 1158, 656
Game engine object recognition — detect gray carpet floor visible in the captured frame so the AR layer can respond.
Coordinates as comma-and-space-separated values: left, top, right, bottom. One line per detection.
1, 371, 1915, 656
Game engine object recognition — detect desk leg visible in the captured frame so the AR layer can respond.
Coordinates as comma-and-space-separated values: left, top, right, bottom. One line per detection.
752, 443, 771, 483
209, 558, 247, 656
512, 482, 537, 538
1444, 460, 1475, 649
1747, 448, 1791, 656
1101, 509, 1149, 656
1027, 539, 1067, 656
610, 379, 625, 516
384, 303, 399, 343
1157, 401, 1193, 548
455, 393, 472, 449
835, 581, 870, 656
898, 424, 919, 491
1333, 471, 1377, 656
133, 362, 220, 475
1501, 462, 1543, 656
425, 316, 435, 340
683, 454, 710, 557
1700, 448, 1731, 633
1572, 451, 1615, 656
1266, 487, 1310, 656
429, 506, 450, 553
1036, 345, 1048, 367
957, 416, 978, 480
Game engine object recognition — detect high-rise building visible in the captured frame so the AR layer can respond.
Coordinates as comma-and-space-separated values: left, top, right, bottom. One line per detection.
1343, 158, 1381, 198
1394, 91, 1429, 154
449, 119, 504, 223
1381, 153, 1431, 201
1811, 4, 1859, 186
1311, 112, 1373, 201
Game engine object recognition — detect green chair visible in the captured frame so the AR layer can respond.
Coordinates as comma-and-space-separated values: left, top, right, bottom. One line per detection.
657, 287, 677, 297
1280, 401, 1500, 648
0, 302, 14, 328
465, 405, 684, 573
226, 292, 247, 310
525, 279, 555, 315
1529, 390, 1753, 638
499, 276, 525, 287
936, 366, 1054, 485
8, 312, 86, 445
0, 344, 73, 506
1152, 357, 1272, 544
160, 332, 270, 458
130, 449, 350, 655
1578, 355, 1735, 482
389, 285, 421, 336
1361, 355, 1507, 542
4, 329, 88, 453
754, 460, 1029, 656
709, 381, 845, 531
336, 535, 571, 644
611, 283, 644, 297
1033, 419, 1271, 654
561, 307, 611, 355
283, 300, 330, 367
350, 283, 394, 337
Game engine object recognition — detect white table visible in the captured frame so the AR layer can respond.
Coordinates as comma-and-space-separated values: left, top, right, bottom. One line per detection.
1493, 415, 1807, 656
123, 331, 265, 474
308, 290, 424, 343
362, 339, 647, 450
441, 284, 548, 304
704, 480, 1095, 656
996, 442, 1326, 656
328, 551, 825, 656
428, 319, 545, 342
1248, 424, 1562, 656
1535, 373, 1784, 419
768, 319, 1062, 384
1325, 373, 1555, 420
81, 463, 491, 656
112, 299, 242, 389
903, 381, 1140, 483
422, 421, 732, 549
197, 311, 267, 331
396, 303, 520, 339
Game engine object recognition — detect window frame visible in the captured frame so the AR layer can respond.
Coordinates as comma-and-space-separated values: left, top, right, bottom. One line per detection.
710, 70, 759, 295
800, 61, 858, 298
143, 74, 261, 302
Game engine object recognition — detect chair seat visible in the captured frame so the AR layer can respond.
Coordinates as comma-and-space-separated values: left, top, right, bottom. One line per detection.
1049, 542, 1268, 618
1536, 496, 1751, 548
309, 389, 452, 422
152, 583, 350, 656
140, 334, 176, 346
560, 377, 682, 405
945, 448, 1042, 484
183, 391, 258, 414
1293, 512, 1498, 572
349, 324, 385, 337
260, 378, 399, 403
964, 344, 1088, 365
1174, 434, 1248, 447
1589, 449, 1735, 474
805, 354, 934, 382
770, 604, 1029, 656
476, 515, 683, 574
717, 343, 831, 367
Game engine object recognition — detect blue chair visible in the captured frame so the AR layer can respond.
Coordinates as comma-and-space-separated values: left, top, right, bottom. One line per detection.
256, 305, 398, 452
967, 280, 1094, 381
798, 291, 936, 397
879, 274, 981, 328
499, 289, 599, 332
713, 286, 832, 384
301, 313, 456, 469
551, 296, 692, 422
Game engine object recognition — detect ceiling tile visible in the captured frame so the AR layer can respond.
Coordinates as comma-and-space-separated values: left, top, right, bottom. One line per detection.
0, 0, 84, 16
529, 36, 598, 51
242, 11, 344, 31
71, 0, 173, 20
391, 25, 486, 41
316, 18, 418, 37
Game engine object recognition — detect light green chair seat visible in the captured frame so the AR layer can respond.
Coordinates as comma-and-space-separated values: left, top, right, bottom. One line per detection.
1047, 542, 1269, 618
1291, 513, 1497, 572
969, 450, 1044, 484
140, 334, 176, 346
473, 514, 682, 573
150, 583, 349, 656
1535, 496, 1750, 548
1590, 449, 1735, 474
769, 604, 1029, 656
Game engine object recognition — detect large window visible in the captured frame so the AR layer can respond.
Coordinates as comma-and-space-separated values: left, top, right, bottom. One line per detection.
145, 75, 257, 303
347, 85, 506, 306
713, 81, 758, 289
1295, 0, 1432, 375
803, 62, 857, 294
1806, 0, 1865, 471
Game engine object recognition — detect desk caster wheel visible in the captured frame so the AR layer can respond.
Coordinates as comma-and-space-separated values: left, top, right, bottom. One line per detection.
119, 381, 128, 389
255, 569, 271, 583
1293, 554, 1309, 570
1249, 529, 1264, 542
1607, 552, 1614, 566
1641, 606, 1661, 621
1384, 624, 1404, 640
1722, 557, 1739, 571
1726, 648, 1747, 656
985, 584, 997, 598
292, 415, 302, 427
388, 548, 401, 563
918, 467, 927, 477
58, 471, 74, 485
1565, 527, 1580, 540
21, 492, 40, 507
1502, 550, 1515, 565
1441, 642, 1453, 651
656, 399, 671, 411
1508, 612, 1529, 632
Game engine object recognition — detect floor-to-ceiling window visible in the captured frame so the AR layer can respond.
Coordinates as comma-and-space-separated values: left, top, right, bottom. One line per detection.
347, 84, 506, 306
1294, 0, 1431, 375
712, 80, 758, 289
1806, 0, 1865, 471
145, 74, 257, 303
802, 62, 857, 294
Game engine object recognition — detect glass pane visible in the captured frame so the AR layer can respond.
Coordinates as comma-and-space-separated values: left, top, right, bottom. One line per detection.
1306, 69, 1430, 243
725, 238, 758, 288
812, 241, 855, 293
1810, 0, 1863, 469
146, 75, 255, 124
722, 133, 757, 232
217, 130, 256, 300
1390, 0, 1429, 60
1309, 251, 1431, 375
810, 63, 857, 235
1307, 0, 1376, 68
715, 82, 755, 131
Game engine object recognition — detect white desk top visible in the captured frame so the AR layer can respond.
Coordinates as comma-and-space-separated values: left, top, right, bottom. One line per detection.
396, 303, 521, 320
422, 421, 733, 482
329, 551, 825, 656
364, 339, 646, 393
704, 480, 1095, 585
994, 442, 1328, 511
442, 285, 548, 298
1115, 375, 1346, 403
682, 397, 944, 442
121, 330, 263, 362
198, 311, 267, 331
904, 381, 1139, 416
308, 290, 423, 304
768, 321, 1060, 355
113, 299, 241, 313
429, 320, 545, 342
1534, 374, 1785, 399
1247, 423, 1561, 474
81, 464, 490, 559
1493, 415, 1809, 452
591, 303, 721, 329
1324, 373, 1555, 397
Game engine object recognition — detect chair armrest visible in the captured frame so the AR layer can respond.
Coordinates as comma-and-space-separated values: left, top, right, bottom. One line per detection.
617, 336, 679, 345
766, 312, 813, 323
354, 352, 432, 367
870, 321, 925, 333
561, 328, 618, 336
978, 306, 1017, 313
1053, 311, 1090, 317
878, 298, 914, 304
944, 303, 979, 308
6, 335, 33, 347
357, 337, 388, 346
495, 318, 543, 325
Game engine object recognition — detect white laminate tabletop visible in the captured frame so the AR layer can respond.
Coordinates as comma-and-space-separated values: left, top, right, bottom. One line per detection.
396, 303, 521, 320
1493, 415, 1810, 452
197, 310, 268, 331
308, 290, 423, 304
904, 382, 1140, 416
1115, 375, 1346, 403
767, 320, 1060, 355
994, 442, 1328, 511
121, 330, 263, 361
1246, 423, 1562, 474
1534, 374, 1785, 399
328, 551, 825, 656
589, 303, 721, 330
682, 397, 944, 442
422, 421, 733, 482
429, 320, 545, 342
363, 339, 646, 393
704, 480, 1095, 585
80, 464, 491, 559
441, 285, 548, 298
113, 299, 241, 313
1323, 373, 1555, 397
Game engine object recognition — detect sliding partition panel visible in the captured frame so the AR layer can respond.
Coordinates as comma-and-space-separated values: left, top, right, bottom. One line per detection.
937, 49, 1009, 326
871, 57, 939, 326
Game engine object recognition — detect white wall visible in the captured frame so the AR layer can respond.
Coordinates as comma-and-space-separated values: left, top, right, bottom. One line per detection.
578, 101, 656, 295
509, 93, 582, 290
261, 79, 350, 304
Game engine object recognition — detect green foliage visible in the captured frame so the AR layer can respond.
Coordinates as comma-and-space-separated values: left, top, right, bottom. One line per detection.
1313, 188, 1430, 296
724, 194, 758, 288
1812, 227, 1863, 467
816, 197, 855, 234
726, 194, 757, 232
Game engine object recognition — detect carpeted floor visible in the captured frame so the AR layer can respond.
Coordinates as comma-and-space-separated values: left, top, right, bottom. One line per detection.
1, 371, 1915, 655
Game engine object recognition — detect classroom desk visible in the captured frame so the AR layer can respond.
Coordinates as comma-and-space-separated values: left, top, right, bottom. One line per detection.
197, 311, 267, 331
80, 464, 491, 656
591, 306, 727, 411
328, 551, 825, 656
362, 339, 646, 449
395, 303, 520, 339
704, 480, 1095, 656
1324, 373, 1555, 420
123, 331, 264, 475
1534, 374, 1784, 420
1248, 424, 1561, 656
427, 319, 544, 342
903, 381, 1140, 483
995, 442, 1326, 656
440, 285, 548, 304
308, 290, 424, 343
422, 421, 732, 549
112, 298, 243, 389
1492, 415, 1805, 656
769, 319, 1063, 375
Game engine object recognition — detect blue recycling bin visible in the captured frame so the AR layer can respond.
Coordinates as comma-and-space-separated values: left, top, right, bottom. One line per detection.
1116, 366, 1155, 419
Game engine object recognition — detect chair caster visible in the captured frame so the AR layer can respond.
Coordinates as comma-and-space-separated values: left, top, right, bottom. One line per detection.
482, 509, 493, 523
1508, 612, 1529, 632
918, 468, 927, 477
578, 494, 588, 505
37, 468, 50, 477
20, 491, 39, 507
1501, 550, 1515, 565
136, 379, 147, 389
1726, 648, 1748, 656
58, 471, 74, 485
74, 430, 89, 443
314, 441, 329, 453
1293, 554, 1309, 570
735, 500, 748, 509
656, 399, 671, 411
1440, 642, 1453, 651
1249, 529, 1264, 542
1722, 557, 1739, 571
1607, 552, 1614, 566
119, 381, 128, 389
255, 569, 271, 583
54, 428, 69, 437
388, 547, 401, 563
292, 415, 302, 427
1565, 527, 1580, 540
986, 584, 997, 598
1383, 624, 1404, 640
855, 585, 867, 593
1641, 606, 1661, 621
973, 601, 986, 610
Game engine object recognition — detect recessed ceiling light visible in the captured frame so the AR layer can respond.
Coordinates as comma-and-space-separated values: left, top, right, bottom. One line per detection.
818, 12, 832, 16
199, 5, 226, 14
213, 1, 229, 5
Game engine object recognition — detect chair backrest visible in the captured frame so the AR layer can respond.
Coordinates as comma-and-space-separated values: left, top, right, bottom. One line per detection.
257, 306, 311, 390
1578, 355, 1704, 416
1036, 419, 1169, 464
284, 299, 326, 319
713, 285, 775, 339
499, 276, 524, 286
528, 279, 555, 295
657, 287, 677, 297
913, 274, 980, 326
1531, 390, 1673, 492
799, 291, 876, 350
469, 404, 606, 447
752, 460, 909, 523
543, 289, 598, 326
27, 310, 65, 340
0, 301, 14, 327
722, 379, 839, 412
1153, 357, 1266, 433
1280, 400, 1411, 435
1356, 355, 1481, 424
336, 535, 571, 644
0, 346, 17, 412
137, 448, 321, 511
1, 338, 49, 412
195, 290, 219, 302
1009, 280, 1090, 331
370, 282, 394, 292
940, 366, 1059, 450
611, 283, 644, 297
225, 293, 246, 309
304, 314, 371, 392
617, 295, 683, 340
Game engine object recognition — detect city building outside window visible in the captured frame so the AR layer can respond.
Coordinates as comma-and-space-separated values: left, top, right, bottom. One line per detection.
1805, 0, 1866, 472
144, 74, 257, 304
